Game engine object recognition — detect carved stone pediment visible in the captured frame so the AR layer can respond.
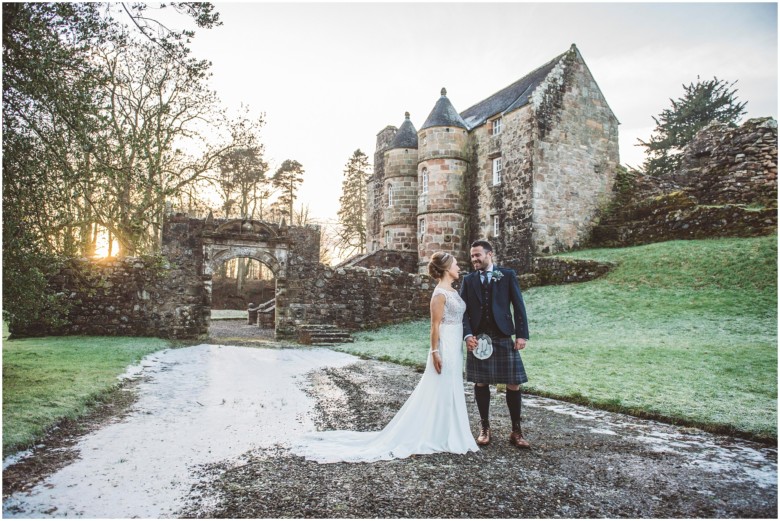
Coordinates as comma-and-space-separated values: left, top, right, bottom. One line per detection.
205, 220, 279, 241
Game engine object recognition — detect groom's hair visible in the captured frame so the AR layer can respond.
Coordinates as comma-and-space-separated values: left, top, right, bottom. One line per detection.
471, 239, 493, 253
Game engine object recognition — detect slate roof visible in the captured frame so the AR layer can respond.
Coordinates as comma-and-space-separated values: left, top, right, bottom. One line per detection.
460, 51, 566, 130
389, 112, 418, 149
420, 88, 469, 131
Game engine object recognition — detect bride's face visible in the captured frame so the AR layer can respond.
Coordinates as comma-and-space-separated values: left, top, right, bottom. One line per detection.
446, 259, 460, 279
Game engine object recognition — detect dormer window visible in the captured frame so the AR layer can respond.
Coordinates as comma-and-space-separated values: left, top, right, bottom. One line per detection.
492, 157, 503, 186
421, 168, 429, 194
491, 117, 503, 135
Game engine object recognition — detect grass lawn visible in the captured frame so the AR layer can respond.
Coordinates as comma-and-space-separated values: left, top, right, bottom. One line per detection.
2, 330, 169, 457
333, 236, 777, 440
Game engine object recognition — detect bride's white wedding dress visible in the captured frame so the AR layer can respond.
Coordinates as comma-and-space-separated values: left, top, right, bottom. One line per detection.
291, 287, 479, 463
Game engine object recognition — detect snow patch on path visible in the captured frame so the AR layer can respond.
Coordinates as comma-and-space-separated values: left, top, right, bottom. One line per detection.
3, 344, 357, 518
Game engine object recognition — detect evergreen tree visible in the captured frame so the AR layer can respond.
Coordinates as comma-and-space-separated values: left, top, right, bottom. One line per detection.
336, 149, 370, 257
272, 159, 304, 222
216, 145, 269, 220
638, 77, 747, 177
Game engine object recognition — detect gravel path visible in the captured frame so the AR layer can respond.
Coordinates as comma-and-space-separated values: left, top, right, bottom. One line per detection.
183, 359, 777, 518
3, 343, 776, 518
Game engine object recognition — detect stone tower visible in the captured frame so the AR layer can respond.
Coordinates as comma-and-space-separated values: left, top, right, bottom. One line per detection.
381, 112, 419, 252
416, 88, 470, 272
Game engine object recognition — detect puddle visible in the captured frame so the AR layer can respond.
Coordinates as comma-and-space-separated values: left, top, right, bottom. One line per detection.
2, 344, 357, 518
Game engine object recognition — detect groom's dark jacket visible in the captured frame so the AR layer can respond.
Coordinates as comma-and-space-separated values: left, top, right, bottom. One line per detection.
459, 266, 529, 340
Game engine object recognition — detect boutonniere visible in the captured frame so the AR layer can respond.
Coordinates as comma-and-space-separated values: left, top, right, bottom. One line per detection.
491, 270, 504, 283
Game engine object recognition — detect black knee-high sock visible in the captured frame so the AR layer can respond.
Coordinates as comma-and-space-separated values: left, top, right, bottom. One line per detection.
474, 385, 491, 425
506, 388, 522, 427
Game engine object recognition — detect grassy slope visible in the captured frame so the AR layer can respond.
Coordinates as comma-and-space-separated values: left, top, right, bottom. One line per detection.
3, 334, 168, 456
334, 236, 777, 440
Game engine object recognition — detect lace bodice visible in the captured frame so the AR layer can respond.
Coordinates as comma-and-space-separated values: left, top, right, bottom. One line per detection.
433, 287, 467, 325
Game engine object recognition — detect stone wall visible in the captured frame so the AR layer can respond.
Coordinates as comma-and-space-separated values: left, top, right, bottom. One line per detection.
366, 126, 398, 253
516, 256, 615, 290
277, 263, 432, 338
470, 105, 536, 272
382, 146, 419, 252
417, 126, 471, 271
590, 118, 778, 248
681, 118, 777, 207
13, 256, 209, 339
531, 46, 620, 254
339, 249, 419, 273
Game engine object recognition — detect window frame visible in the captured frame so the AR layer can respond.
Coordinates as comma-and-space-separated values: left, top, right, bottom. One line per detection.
492, 215, 500, 237
491, 117, 503, 135
492, 157, 503, 186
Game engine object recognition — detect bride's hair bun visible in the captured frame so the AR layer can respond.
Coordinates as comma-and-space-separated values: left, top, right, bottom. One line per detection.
428, 252, 453, 280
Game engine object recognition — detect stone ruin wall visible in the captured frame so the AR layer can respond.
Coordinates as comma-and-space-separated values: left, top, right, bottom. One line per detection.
343, 249, 419, 273
681, 117, 777, 207
12, 215, 322, 340
12, 255, 210, 339
590, 117, 777, 248
278, 262, 433, 337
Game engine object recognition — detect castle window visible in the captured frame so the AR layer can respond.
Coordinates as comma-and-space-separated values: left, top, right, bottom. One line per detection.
419, 218, 426, 237
385, 230, 391, 248
491, 117, 503, 135
492, 157, 503, 185
387, 184, 394, 207
421, 168, 428, 194
492, 215, 500, 237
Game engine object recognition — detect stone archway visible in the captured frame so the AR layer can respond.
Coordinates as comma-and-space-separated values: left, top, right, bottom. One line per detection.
201, 217, 290, 336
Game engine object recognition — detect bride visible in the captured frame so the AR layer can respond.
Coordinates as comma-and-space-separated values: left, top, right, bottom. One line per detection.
291, 251, 479, 463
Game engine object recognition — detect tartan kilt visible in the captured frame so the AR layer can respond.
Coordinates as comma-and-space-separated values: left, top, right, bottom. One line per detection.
466, 335, 528, 385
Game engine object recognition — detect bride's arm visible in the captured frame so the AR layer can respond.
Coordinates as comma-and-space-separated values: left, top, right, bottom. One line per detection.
429, 293, 445, 374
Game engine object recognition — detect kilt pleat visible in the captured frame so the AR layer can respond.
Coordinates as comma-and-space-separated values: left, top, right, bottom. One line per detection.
466, 336, 528, 385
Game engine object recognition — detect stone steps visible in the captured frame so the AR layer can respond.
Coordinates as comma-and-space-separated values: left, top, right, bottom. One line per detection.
297, 324, 354, 345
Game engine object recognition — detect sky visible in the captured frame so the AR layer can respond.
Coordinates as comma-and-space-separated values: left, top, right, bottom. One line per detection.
181, 1, 778, 224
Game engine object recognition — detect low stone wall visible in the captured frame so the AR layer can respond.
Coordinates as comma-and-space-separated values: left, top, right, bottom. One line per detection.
336, 249, 419, 273
13, 256, 209, 339
277, 262, 432, 338
591, 193, 777, 248
518, 257, 615, 289
277, 254, 616, 338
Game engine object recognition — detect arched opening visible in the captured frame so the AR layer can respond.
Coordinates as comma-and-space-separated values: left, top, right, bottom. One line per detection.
211, 257, 276, 311
207, 252, 281, 343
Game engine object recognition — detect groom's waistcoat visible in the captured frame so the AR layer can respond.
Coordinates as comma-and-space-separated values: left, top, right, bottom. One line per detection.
477, 275, 502, 336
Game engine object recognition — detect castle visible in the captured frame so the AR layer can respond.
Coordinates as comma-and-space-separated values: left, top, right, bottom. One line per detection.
365, 44, 620, 273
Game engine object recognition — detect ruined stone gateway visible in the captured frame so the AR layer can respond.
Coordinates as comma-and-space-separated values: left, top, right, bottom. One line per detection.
365, 44, 620, 272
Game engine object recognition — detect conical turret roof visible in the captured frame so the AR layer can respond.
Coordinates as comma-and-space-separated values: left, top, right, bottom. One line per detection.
388, 112, 418, 149
420, 88, 468, 130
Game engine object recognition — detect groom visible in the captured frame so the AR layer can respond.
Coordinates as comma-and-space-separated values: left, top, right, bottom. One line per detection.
460, 239, 530, 448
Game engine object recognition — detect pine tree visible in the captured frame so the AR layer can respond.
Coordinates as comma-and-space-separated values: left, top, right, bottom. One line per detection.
272, 159, 304, 222
337, 149, 370, 257
638, 77, 747, 177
